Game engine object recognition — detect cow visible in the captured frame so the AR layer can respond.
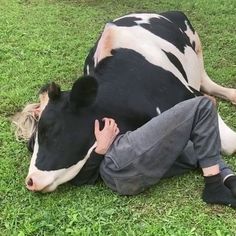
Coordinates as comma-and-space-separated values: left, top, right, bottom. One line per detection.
25, 11, 236, 192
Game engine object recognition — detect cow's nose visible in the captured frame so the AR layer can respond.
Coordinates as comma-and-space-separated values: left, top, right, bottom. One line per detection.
25, 172, 54, 192
27, 178, 33, 187
26, 176, 35, 190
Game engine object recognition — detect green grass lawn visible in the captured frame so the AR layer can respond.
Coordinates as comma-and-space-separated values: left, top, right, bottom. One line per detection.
1, 0, 236, 235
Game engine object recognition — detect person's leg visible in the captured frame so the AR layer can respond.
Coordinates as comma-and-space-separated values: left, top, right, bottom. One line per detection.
225, 176, 236, 197
119, 96, 236, 206
163, 141, 236, 197
161, 141, 198, 178
123, 96, 221, 178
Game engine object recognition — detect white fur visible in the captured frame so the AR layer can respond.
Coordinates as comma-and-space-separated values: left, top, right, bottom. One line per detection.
156, 107, 161, 115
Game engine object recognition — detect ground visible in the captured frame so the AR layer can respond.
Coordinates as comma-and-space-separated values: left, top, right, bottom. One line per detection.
0, 0, 236, 235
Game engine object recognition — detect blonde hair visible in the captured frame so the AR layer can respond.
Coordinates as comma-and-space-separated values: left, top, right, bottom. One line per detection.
12, 103, 40, 141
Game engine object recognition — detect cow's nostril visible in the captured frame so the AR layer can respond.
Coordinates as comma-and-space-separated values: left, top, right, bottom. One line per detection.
27, 178, 33, 187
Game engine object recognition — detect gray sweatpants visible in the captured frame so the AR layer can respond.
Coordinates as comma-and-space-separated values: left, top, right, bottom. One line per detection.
100, 97, 233, 195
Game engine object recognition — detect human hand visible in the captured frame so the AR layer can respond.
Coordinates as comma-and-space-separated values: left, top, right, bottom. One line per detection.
94, 118, 120, 155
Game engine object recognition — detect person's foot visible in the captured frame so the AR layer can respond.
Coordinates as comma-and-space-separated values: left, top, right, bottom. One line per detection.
224, 175, 236, 197
202, 174, 236, 208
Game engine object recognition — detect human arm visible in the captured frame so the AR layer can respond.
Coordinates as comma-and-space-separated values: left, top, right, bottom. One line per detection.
70, 150, 104, 186
70, 118, 120, 186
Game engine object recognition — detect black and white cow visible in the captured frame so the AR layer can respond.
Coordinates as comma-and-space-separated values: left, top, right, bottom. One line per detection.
26, 11, 236, 192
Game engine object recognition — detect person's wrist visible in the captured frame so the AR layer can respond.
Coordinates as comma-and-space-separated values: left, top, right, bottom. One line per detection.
95, 146, 107, 155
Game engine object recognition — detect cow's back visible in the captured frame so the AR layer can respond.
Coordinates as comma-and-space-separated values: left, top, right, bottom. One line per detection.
86, 11, 202, 96
93, 48, 195, 133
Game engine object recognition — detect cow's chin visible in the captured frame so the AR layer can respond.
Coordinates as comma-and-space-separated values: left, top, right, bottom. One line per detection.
26, 142, 98, 193
27, 183, 58, 193
41, 183, 58, 193
25, 172, 58, 192
25, 157, 92, 193
25, 168, 75, 193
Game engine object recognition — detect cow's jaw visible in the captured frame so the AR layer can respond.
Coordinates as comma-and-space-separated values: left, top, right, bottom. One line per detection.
25, 133, 97, 192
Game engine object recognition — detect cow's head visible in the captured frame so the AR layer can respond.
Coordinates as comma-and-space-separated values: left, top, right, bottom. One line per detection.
25, 76, 98, 192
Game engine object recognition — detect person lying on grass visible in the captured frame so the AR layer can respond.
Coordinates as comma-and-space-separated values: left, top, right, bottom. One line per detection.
13, 90, 236, 208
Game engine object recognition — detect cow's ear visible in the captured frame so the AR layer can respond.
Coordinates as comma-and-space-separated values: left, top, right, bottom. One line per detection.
48, 82, 61, 101
39, 83, 50, 95
70, 75, 98, 109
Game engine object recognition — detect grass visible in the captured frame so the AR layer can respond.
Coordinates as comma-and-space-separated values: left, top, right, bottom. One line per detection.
0, 0, 236, 235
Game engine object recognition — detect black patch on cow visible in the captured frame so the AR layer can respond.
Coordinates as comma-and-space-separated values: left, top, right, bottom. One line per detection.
70, 75, 98, 111
160, 11, 195, 33
95, 48, 195, 116
140, 17, 192, 53
113, 17, 142, 27
162, 49, 188, 82
192, 41, 196, 51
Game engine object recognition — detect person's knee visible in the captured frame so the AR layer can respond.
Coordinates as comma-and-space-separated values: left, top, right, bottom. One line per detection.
198, 96, 215, 111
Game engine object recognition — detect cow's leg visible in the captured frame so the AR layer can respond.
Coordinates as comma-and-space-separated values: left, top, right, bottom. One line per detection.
201, 66, 236, 105
188, 32, 236, 154
193, 32, 236, 104
218, 114, 236, 155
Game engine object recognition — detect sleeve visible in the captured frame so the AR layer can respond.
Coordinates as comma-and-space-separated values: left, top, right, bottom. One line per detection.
69, 150, 104, 186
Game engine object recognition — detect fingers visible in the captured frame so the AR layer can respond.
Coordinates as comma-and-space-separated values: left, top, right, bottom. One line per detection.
115, 127, 120, 135
94, 119, 100, 135
102, 118, 117, 128
95, 118, 119, 137
94, 118, 120, 155
103, 118, 110, 128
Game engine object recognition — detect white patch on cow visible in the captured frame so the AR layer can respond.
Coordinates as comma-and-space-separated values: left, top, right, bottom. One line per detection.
26, 133, 97, 192
156, 107, 161, 115
114, 13, 151, 22
28, 134, 40, 175
133, 17, 150, 25
181, 44, 201, 90
93, 23, 114, 67
114, 13, 172, 25
184, 20, 195, 45
218, 114, 236, 155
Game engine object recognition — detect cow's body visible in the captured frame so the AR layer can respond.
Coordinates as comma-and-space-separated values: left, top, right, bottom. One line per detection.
25, 11, 236, 192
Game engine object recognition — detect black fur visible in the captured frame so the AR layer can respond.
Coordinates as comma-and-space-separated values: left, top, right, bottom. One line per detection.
69, 76, 98, 110
48, 82, 61, 101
